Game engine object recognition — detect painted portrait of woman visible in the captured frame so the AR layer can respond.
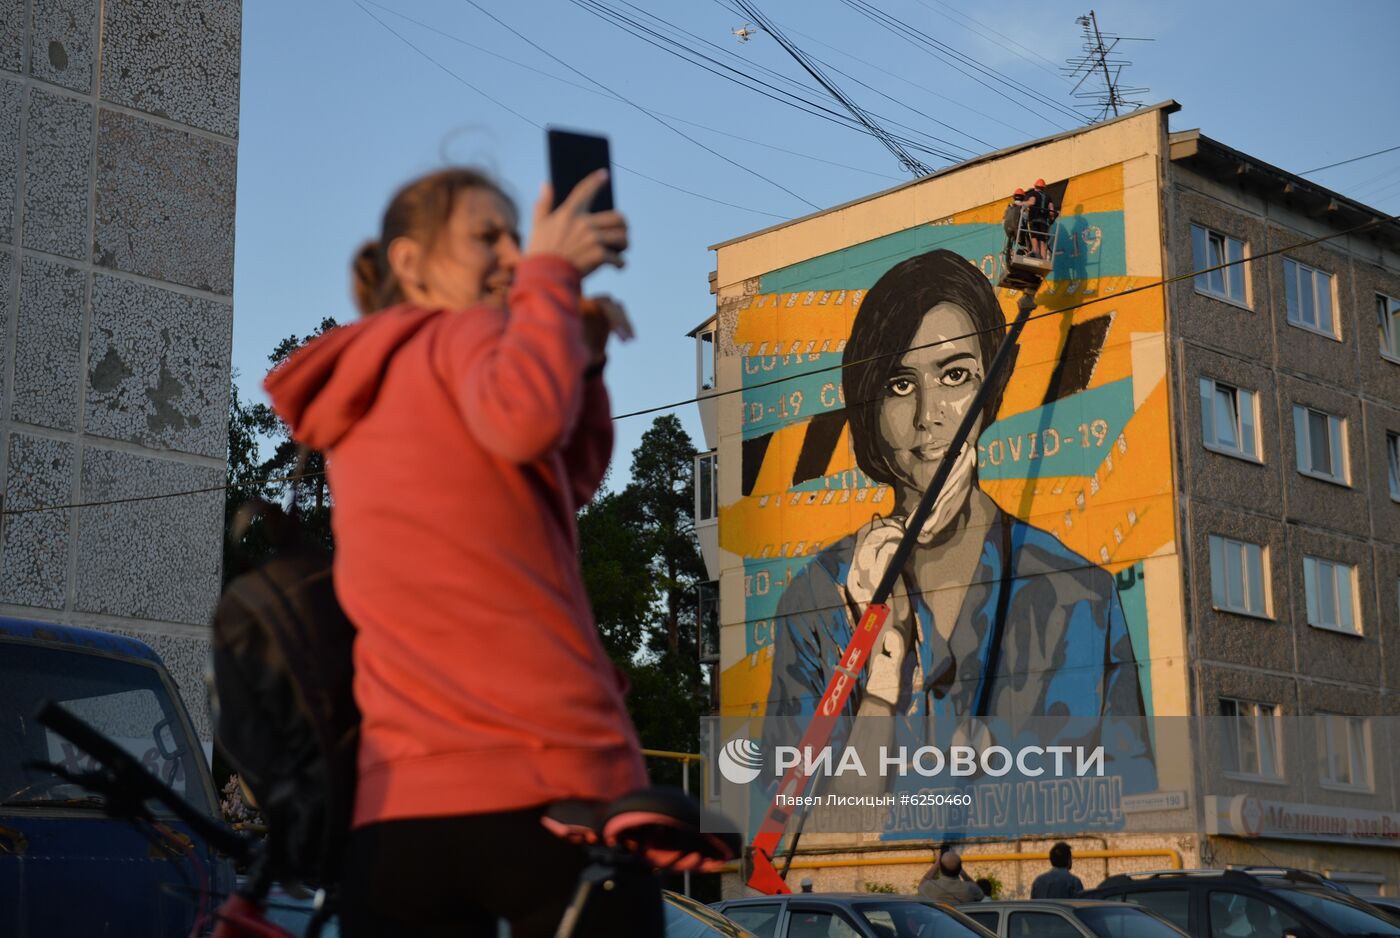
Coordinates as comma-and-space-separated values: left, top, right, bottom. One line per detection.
768, 248, 1153, 793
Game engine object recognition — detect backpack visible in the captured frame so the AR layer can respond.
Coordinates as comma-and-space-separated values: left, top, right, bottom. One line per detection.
209, 465, 359, 889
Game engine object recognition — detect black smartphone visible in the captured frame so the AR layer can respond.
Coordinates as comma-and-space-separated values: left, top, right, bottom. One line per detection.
547, 128, 614, 212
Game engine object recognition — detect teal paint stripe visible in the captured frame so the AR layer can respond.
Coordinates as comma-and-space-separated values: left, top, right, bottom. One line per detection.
741, 360, 845, 441
743, 555, 814, 654
975, 378, 1134, 481
758, 213, 1126, 295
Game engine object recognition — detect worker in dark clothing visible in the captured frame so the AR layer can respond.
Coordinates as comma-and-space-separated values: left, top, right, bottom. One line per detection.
1031, 842, 1085, 898
1003, 187, 1033, 264
918, 851, 984, 905
1026, 178, 1057, 259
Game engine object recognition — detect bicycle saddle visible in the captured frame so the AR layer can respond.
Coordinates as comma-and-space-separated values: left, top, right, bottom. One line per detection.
542, 786, 741, 873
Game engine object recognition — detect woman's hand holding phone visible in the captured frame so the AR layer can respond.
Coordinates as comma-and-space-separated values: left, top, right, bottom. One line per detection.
527, 170, 628, 278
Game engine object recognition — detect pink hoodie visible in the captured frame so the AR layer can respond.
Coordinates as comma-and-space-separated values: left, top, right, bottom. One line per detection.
265, 256, 646, 826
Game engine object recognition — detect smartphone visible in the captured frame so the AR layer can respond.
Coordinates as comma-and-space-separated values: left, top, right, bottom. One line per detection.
547, 128, 614, 212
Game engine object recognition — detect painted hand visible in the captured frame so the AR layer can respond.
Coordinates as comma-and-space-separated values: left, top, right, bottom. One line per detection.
914, 442, 977, 545
846, 516, 915, 708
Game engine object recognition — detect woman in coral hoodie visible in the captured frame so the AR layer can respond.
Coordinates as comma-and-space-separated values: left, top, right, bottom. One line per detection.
265, 167, 656, 937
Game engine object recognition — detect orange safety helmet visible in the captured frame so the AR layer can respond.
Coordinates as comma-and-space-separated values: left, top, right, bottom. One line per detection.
1014, 187, 1025, 195
1034, 178, 1046, 187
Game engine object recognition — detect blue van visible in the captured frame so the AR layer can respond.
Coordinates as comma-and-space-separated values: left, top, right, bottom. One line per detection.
0, 616, 235, 936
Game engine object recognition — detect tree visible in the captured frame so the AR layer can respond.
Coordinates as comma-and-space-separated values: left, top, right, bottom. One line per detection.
574, 415, 709, 784
623, 414, 705, 659
222, 317, 338, 584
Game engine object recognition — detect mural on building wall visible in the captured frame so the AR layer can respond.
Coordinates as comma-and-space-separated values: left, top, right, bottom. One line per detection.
720, 164, 1177, 822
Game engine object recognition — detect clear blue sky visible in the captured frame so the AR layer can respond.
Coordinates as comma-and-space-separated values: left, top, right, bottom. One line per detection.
233, 0, 1400, 480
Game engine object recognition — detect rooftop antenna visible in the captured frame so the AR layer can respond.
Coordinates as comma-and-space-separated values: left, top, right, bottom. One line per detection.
1062, 10, 1151, 122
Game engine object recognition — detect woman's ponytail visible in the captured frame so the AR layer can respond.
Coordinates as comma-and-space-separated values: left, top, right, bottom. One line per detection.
352, 240, 388, 317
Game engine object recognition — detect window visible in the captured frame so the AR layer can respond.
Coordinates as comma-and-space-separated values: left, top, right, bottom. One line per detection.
1303, 556, 1360, 634
1379, 294, 1400, 360
1284, 258, 1337, 336
1220, 698, 1283, 779
1293, 405, 1348, 483
1009, 912, 1082, 938
695, 451, 718, 524
1388, 431, 1400, 501
1077, 907, 1191, 938
858, 902, 991, 938
1192, 224, 1248, 304
697, 326, 717, 391
1208, 535, 1269, 617
784, 909, 861, 938
1200, 379, 1259, 460
1117, 891, 1191, 933
964, 911, 1001, 932
719, 904, 781, 938
1208, 891, 1302, 938
1318, 713, 1373, 790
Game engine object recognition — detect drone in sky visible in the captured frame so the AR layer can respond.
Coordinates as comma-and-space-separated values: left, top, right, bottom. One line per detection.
732, 24, 758, 42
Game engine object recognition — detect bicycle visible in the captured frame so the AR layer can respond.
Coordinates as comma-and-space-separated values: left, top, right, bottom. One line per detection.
32, 701, 739, 938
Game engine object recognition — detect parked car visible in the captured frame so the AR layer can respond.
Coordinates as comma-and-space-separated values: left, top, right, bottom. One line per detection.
668, 891, 761, 936
0, 616, 235, 937
1358, 897, 1400, 927
961, 899, 1191, 938
1085, 869, 1400, 938
712, 893, 997, 938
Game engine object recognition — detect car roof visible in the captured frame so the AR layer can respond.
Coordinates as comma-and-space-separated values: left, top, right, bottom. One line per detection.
975, 900, 1127, 909
719, 894, 936, 905
0, 615, 160, 664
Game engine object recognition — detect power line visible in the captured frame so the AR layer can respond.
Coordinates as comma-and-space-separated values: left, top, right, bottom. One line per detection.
835, 0, 1086, 127
911, 0, 1069, 83
779, 20, 1033, 141
567, 0, 969, 163
732, 0, 932, 175
602, 0, 982, 158
360, 0, 904, 183
354, 2, 791, 220
460, 0, 822, 211
1298, 144, 1400, 177
13, 206, 1393, 518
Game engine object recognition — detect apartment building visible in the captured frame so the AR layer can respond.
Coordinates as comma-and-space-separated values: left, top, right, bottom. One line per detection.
691, 103, 1400, 896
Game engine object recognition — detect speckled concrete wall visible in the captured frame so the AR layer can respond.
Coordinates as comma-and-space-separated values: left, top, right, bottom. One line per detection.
1166, 166, 1400, 874
0, 1, 240, 740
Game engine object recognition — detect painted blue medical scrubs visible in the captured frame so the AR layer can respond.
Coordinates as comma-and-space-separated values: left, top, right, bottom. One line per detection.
767, 513, 1157, 813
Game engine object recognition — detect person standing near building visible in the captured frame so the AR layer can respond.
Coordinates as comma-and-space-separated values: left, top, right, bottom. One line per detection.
266, 167, 655, 937
1031, 842, 1085, 898
918, 851, 984, 904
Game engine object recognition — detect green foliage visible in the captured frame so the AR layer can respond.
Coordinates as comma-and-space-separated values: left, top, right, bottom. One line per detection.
978, 874, 1003, 899
862, 881, 899, 894
577, 414, 710, 773
222, 318, 338, 585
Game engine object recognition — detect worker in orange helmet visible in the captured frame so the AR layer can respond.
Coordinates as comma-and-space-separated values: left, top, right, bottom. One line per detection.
1026, 178, 1058, 259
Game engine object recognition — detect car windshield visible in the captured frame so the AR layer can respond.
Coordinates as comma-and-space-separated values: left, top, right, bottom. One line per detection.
1077, 906, 1187, 938
0, 641, 210, 814
1274, 889, 1400, 937
856, 900, 994, 938
665, 893, 757, 937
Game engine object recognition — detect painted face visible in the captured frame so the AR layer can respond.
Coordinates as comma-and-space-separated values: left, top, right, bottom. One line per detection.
419, 187, 521, 311
876, 302, 984, 499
